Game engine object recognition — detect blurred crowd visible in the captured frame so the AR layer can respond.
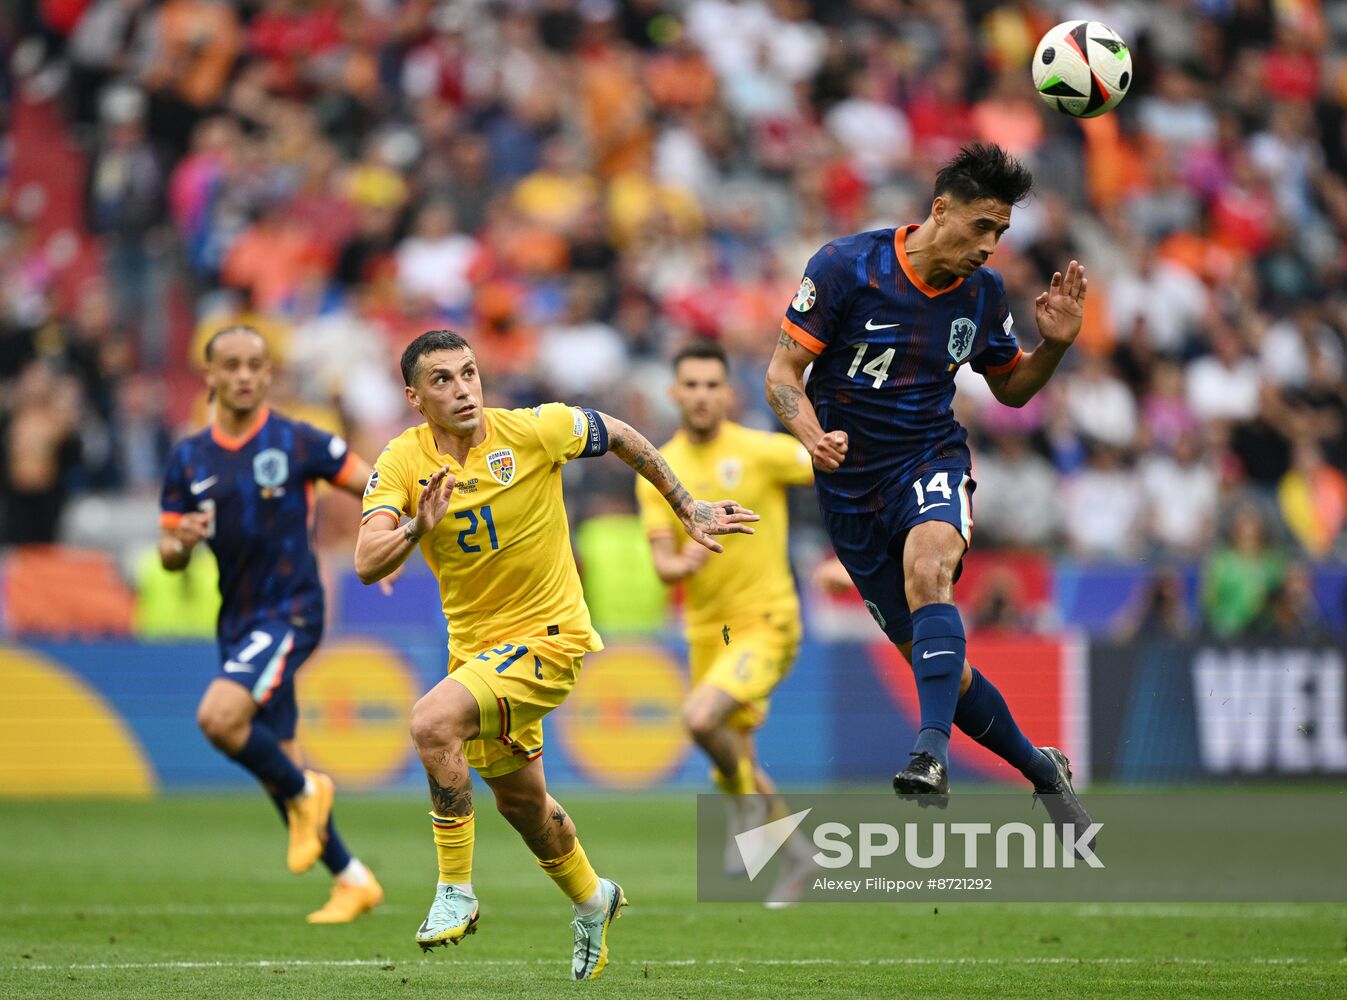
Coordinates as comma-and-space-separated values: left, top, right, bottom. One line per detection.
2, 0, 1346, 637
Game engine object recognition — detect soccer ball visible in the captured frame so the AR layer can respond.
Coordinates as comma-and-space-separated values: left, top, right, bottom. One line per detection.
1031, 20, 1132, 119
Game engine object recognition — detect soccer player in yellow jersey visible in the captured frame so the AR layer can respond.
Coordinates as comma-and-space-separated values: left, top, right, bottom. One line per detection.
354, 330, 758, 981
636, 340, 815, 900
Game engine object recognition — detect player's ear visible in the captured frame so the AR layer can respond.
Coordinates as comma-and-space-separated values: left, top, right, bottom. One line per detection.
405, 384, 423, 414
931, 195, 947, 226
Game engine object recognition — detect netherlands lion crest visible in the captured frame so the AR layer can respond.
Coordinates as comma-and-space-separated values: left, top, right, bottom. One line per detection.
486, 448, 516, 486
947, 317, 977, 364
253, 448, 289, 489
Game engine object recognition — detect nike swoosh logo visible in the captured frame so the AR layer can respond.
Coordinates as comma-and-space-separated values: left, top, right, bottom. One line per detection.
223, 661, 254, 674
922, 650, 958, 659
918, 503, 950, 513
865, 319, 901, 331
190, 476, 218, 495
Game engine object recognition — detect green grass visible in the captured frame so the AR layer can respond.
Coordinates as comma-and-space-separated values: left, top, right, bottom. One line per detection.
1, 794, 1343, 998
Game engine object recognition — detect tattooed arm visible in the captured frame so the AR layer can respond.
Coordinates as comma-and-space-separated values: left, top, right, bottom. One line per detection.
765, 330, 849, 472
601, 412, 760, 554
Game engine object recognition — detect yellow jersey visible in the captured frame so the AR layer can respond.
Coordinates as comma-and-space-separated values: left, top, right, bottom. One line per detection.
362, 404, 603, 659
636, 421, 813, 643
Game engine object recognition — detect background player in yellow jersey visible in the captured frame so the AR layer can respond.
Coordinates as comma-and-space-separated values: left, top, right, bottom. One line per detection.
353, 330, 758, 981
636, 340, 816, 901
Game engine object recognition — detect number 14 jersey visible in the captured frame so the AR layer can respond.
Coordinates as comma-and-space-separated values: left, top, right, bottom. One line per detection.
781, 225, 1023, 514
362, 404, 605, 659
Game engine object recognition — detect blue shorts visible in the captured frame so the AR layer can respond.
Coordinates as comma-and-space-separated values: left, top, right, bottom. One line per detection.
217, 621, 322, 741
822, 465, 975, 645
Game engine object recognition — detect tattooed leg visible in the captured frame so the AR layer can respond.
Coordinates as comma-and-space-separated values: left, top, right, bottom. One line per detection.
485, 761, 578, 859
410, 676, 481, 818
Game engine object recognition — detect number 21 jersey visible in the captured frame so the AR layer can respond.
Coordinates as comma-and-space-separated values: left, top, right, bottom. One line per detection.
362, 404, 606, 659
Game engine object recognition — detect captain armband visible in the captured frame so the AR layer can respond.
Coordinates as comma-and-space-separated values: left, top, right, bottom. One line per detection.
577, 408, 609, 458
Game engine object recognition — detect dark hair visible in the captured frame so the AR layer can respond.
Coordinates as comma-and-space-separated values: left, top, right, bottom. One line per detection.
933, 143, 1034, 207
401, 329, 472, 386
203, 324, 266, 363
672, 338, 729, 373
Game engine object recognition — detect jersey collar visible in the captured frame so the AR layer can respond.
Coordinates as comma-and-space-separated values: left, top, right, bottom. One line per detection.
896, 225, 964, 298
211, 406, 270, 451
421, 410, 493, 468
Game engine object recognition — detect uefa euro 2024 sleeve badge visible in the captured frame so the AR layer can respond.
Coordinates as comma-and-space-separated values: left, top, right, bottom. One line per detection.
792, 277, 816, 312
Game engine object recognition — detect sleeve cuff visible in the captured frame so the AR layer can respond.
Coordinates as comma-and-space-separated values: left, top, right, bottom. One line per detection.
160, 512, 184, 528
361, 506, 401, 527
983, 349, 1023, 377
781, 318, 825, 354
332, 453, 363, 487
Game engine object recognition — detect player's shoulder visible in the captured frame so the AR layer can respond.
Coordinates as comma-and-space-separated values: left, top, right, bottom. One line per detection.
812, 227, 896, 266
168, 425, 212, 462
970, 263, 1008, 295
722, 420, 777, 448
379, 422, 427, 462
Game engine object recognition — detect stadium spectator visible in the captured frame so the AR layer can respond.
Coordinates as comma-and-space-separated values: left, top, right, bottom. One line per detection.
1277, 440, 1347, 558
1252, 560, 1330, 640
1061, 443, 1145, 560
968, 431, 1059, 548
1, 0, 1345, 642
0, 362, 82, 545
1202, 503, 1288, 637
1111, 568, 1195, 641
1139, 431, 1221, 557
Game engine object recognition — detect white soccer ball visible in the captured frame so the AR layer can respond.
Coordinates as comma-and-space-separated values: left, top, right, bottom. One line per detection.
1031, 20, 1132, 119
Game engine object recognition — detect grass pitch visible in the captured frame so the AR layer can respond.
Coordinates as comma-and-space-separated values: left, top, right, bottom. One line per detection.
2, 794, 1343, 998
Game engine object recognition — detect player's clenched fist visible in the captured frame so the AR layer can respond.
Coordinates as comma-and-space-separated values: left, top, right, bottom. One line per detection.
811, 430, 849, 472
174, 511, 212, 549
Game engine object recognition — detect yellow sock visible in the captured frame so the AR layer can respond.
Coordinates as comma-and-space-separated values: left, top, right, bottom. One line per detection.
537, 839, 599, 905
711, 756, 756, 796
430, 811, 474, 885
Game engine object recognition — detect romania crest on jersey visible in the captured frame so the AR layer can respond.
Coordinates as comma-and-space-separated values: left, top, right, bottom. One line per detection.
487, 448, 516, 486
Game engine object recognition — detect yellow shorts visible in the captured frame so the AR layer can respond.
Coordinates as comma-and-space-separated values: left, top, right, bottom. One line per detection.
446, 638, 584, 779
688, 621, 799, 732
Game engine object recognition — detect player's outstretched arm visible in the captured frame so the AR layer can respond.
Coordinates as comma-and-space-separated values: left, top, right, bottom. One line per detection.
601, 413, 759, 554
354, 465, 454, 584
334, 455, 375, 499
986, 260, 1088, 408
646, 531, 712, 583
765, 331, 848, 472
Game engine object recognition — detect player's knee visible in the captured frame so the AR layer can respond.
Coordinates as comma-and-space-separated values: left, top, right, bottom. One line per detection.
196, 703, 247, 751
409, 694, 468, 749
683, 701, 723, 742
905, 555, 954, 608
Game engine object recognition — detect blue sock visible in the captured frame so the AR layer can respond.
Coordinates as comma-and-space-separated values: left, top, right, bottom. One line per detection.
267, 793, 353, 876
320, 815, 353, 875
229, 723, 306, 799
953, 667, 1058, 788
909, 603, 966, 767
